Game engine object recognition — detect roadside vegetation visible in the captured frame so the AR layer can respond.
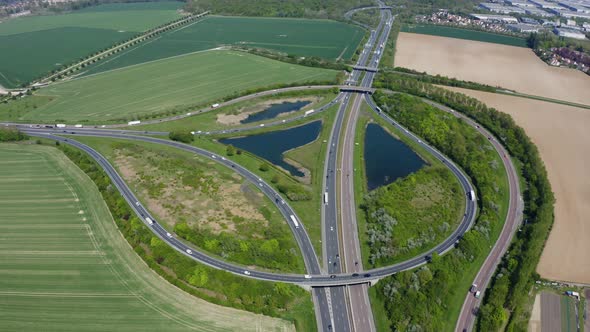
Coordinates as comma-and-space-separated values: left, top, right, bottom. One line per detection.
191, 106, 339, 259
379, 19, 401, 68
371, 91, 509, 331
53, 140, 316, 331
134, 89, 338, 133
385, 68, 498, 92
375, 72, 554, 331
351, 106, 464, 268
0, 127, 28, 141
75, 137, 305, 274
362, 166, 464, 266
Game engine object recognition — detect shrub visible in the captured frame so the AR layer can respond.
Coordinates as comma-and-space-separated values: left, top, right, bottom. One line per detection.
169, 131, 194, 143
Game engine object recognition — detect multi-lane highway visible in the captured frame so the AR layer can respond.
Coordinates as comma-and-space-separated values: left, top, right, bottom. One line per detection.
10, 4, 525, 331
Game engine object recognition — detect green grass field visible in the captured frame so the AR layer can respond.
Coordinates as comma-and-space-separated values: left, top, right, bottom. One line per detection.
133, 89, 338, 132
0, 143, 293, 331
24, 50, 338, 123
0, 2, 183, 88
401, 24, 527, 47
82, 15, 365, 76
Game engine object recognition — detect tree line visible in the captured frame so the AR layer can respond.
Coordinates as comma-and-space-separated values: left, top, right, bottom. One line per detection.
371, 91, 509, 331
184, 0, 374, 20
374, 72, 555, 331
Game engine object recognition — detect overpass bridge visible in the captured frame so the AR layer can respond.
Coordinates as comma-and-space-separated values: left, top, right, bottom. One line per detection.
339, 86, 376, 94
352, 65, 379, 72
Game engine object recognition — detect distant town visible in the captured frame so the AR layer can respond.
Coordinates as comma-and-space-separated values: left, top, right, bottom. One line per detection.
415, 0, 590, 74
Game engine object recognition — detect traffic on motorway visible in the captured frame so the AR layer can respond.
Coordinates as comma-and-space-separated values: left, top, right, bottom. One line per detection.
19, 5, 481, 289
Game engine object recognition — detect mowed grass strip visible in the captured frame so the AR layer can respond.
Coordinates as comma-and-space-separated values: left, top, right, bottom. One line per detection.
0, 144, 294, 331
31, 50, 338, 123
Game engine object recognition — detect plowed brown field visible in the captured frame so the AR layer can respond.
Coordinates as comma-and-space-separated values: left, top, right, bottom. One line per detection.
444, 87, 590, 284
395, 33, 590, 105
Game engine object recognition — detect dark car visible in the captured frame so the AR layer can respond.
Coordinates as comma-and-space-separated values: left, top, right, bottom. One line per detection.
330, 275, 336, 279
352, 273, 359, 277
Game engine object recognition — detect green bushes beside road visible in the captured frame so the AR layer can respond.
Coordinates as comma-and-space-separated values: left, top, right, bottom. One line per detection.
362, 166, 464, 266
374, 72, 554, 331
0, 128, 28, 141
371, 91, 509, 330
55, 142, 315, 329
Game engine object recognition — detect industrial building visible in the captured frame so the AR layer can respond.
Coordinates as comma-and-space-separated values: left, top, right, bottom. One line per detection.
507, 0, 538, 7
525, 7, 556, 16
479, 2, 527, 13
554, 27, 588, 39
508, 23, 543, 32
470, 13, 520, 22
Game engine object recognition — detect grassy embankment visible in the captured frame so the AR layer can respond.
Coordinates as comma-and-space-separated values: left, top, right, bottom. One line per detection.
0, 2, 183, 88
401, 24, 527, 47
133, 88, 339, 133
73, 136, 305, 274
0, 142, 296, 331
374, 71, 555, 331
369, 92, 509, 331
1, 50, 338, 123
43, 138, 317, 331
351, 102, 465, 268
189, 104, 339, 260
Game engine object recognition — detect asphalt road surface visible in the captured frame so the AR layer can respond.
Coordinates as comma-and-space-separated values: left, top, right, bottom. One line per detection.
12, 6, 523, 331
417, 98, 525, 332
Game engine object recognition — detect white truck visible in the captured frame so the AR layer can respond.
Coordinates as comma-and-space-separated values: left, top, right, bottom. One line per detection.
290, 215, 300, 229
324, 192, 328, 204
128, 120, 141, 126
304, 109, 315, 117
145, 217, 154, 225
469, 190, 475, 201
211, 103, 220, 109
56, 124, 66, 128
74, 124, 83, 128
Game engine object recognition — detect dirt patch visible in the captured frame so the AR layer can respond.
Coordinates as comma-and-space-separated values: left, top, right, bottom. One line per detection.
541, 292, 562, 332
113, 148, 268, 237
283, 157, 311, 185
395, 33, 590, 105
444, 87, 590, 284
216, 97, 320, 125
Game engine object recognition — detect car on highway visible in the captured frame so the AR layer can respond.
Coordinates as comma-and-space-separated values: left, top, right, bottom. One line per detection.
474, 291, 481, 299
243, 270, 251, 276
470, 284, 477, 293
186, 249, 192, 254
304, 274, 312, 279
166, 232, 172, 238
330, 275, 336, 279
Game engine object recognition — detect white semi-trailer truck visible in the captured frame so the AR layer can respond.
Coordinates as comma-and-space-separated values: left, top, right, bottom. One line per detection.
290, 215, 300, 229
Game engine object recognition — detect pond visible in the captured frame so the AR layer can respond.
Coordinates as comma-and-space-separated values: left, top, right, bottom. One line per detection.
219, 120, 321, 177
364, 123, 426, 191
241, 100, 312, 124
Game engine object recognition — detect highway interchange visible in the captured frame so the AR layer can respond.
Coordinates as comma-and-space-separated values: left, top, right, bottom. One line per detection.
9, 3, 525, 332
